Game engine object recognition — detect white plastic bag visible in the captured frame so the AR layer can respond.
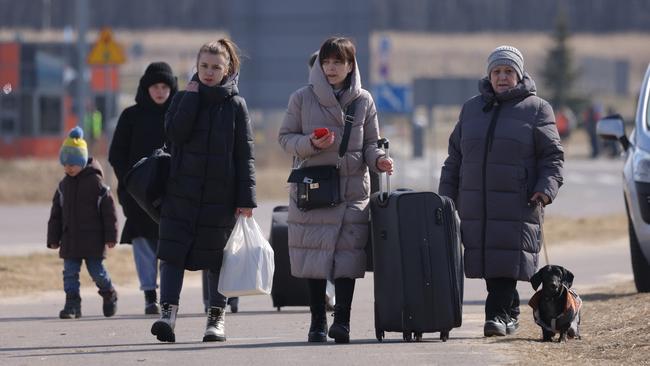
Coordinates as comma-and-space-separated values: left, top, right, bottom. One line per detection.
218, 216, 275, 297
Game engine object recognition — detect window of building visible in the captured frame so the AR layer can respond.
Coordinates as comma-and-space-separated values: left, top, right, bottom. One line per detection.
20, 94, 34, 136
39, 95, 62, 134
1, 117, 15, 135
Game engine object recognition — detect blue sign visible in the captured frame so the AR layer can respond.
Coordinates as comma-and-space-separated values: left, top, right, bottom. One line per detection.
373, 83, 412, 113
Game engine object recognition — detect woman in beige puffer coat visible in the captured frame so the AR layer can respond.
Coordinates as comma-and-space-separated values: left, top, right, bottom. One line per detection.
279, 37, 393, 344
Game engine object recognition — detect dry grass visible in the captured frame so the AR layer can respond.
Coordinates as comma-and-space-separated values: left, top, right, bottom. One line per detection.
0, 155, 291, 204
0, 246, 136, 297
0, 246, 201, 298
506, 281, 650, 365
544, 214, 627, 246
0, 158, 65, 203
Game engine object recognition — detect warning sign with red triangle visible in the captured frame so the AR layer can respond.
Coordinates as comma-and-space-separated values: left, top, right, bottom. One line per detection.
87, 28, 126, 65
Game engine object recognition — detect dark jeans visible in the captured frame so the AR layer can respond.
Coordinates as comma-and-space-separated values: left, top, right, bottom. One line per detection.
160, 261, 226, 307
63, 258, 113, 294
308, 278, 355, 309
201, 270, 237, 308
484, 278, 520, 321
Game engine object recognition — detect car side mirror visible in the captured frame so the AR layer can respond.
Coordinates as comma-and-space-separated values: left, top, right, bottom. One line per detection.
597, 114, 630, 151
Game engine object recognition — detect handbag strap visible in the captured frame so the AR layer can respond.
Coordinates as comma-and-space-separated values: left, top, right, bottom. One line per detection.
337, 98, 357, 168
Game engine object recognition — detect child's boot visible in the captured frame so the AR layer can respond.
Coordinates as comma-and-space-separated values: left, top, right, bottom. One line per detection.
151, 303, 179, 342
202, 306, 226, 342
59, 292, 82, 319
144, 290, 160, 315
98, 287, 118, 317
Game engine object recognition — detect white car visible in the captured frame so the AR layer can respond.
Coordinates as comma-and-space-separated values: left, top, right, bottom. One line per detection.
597, 64, 650, 292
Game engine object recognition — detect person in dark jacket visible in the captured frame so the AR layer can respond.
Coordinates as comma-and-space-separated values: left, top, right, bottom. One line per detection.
150, 38, 256, 343
47, 127, 119, 319
439, 45, 564, 337
109, 61, 177, 315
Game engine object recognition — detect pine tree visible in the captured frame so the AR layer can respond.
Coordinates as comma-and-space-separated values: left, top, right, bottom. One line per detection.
540, 6, 580, 110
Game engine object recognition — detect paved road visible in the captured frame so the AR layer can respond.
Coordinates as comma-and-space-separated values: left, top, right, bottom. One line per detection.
0, 237, 632, 366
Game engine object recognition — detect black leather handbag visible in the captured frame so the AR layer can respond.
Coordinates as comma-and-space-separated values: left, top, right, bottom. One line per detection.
123, 147, 170, 223
287, 100, 356, 211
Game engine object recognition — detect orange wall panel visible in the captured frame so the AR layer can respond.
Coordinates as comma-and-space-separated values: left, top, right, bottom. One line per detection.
64, 95, 77, 132
90, 66, 119, 92
0, 42, 20, 91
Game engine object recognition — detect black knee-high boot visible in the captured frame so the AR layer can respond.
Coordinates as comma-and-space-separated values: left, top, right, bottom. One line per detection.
307, 279, 327, 342
328, 278, 355, 343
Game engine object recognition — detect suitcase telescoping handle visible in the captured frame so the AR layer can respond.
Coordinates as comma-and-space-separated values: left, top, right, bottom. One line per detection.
377, 138, 390, 202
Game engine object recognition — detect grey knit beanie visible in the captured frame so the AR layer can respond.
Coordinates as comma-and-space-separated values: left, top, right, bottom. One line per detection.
486, 45, 524, 80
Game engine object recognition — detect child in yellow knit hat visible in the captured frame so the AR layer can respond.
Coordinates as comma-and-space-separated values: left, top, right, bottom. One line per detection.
47, 126, 119, 319
59, 126, 88, 171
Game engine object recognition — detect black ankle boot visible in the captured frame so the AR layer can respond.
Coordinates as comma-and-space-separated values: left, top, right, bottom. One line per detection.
227, 297, 239, 313
328, 304, 350, 343
144, 290, 160, 315
98, 288, 118, 317
59, 292, 81, 319
308, 304, 328, 342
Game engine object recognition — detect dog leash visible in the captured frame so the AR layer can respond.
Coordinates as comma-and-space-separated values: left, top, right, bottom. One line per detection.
542, 230, 550, 265
539, 202, 550, 265
529, 198, 550, 265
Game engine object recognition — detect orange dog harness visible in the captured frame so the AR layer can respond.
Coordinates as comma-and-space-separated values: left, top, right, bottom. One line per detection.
528, 286, 582, 337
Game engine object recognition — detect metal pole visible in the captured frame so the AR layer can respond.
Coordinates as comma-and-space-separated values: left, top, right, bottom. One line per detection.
105, 65, 112, 133
75, 0, 88, 133
429, 107, 437, 192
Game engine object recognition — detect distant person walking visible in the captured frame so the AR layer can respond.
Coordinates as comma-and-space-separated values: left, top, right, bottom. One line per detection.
439, 45, 564, 337
109, 62, 178, 315
47, 127, 119, 319
278, 37, 393, 344
151, 39, 256, 343
583, 102, 602, 158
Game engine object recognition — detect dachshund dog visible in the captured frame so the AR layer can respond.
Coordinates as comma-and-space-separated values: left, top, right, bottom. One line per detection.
529, 265, 582, 342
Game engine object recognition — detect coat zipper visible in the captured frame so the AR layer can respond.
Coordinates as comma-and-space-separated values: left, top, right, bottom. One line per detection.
481, 103, 501, 277
195, 104, 223, 235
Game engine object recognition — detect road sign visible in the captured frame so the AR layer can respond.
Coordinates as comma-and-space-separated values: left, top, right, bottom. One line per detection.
373, 83, 412, 113
87, 28, 126, 65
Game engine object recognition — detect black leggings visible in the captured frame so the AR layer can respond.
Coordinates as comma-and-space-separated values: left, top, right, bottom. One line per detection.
484, 278, 520, 320
160, 261, 226, 307
308, 278, 355, 309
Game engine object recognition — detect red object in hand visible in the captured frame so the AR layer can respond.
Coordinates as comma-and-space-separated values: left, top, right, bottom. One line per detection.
314, 127, 329, 138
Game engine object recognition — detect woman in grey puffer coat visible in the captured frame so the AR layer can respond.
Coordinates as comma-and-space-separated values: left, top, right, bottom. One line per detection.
279, 37, 393, 344
439, 45, 564, 338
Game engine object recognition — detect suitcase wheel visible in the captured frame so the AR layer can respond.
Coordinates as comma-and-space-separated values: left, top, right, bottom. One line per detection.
440, 330, 450, 342
414, 332, 423, 342
276, 307, 281, 312
375, 329, 384, 342
403, 332, 413, 342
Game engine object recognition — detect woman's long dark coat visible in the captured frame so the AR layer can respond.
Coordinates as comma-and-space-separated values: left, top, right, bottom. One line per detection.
158, 75, 256, 271
109, 77, 176, 244
439, 74, 564, 281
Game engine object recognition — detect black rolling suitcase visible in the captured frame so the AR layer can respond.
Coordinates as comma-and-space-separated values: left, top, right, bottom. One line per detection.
370, 139, 463, 342
269, 206, 310, 310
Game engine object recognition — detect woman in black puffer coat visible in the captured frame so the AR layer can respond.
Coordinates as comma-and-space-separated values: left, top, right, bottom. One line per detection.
150, 39, 256, 344
109, 62, 177, 315
439, 45, 564, 338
